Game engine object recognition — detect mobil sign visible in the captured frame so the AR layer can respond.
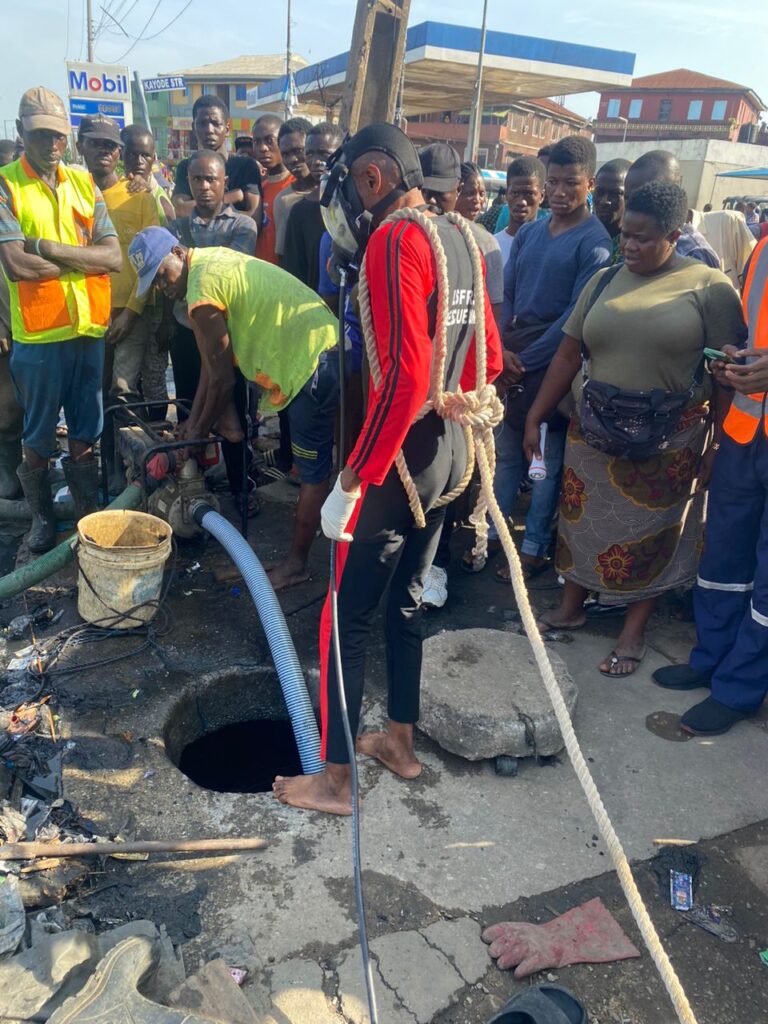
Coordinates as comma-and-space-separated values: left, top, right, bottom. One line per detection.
67, 62, 131, 98
65, 61, 133, 125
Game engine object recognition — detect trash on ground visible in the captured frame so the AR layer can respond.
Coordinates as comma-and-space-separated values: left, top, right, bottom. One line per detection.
670, 870, 694, 911
651, 844, 704, 903
0, 873, 25, 955
682, 904, 739, 942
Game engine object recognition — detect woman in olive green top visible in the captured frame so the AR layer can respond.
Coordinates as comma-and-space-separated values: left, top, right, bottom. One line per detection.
523, 182, 746, 677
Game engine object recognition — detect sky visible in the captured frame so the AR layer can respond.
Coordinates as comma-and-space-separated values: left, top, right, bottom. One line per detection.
1, 0, 766, 133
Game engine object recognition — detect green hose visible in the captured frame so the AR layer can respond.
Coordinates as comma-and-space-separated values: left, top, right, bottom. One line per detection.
0, 484, 142, 603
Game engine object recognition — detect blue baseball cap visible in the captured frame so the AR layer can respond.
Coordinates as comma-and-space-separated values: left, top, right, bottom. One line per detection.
128, 226, 178, 297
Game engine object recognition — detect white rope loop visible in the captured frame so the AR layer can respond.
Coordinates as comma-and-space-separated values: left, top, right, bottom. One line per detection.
357, 207, 698, 1024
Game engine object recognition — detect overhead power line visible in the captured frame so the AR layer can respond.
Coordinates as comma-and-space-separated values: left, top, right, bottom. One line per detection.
97, 0, 195, 63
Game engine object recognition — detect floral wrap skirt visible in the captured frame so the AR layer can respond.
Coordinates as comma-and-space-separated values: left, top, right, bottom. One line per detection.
555, 407, 708, 605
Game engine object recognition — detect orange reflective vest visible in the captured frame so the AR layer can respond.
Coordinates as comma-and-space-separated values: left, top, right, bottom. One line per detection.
0, 156, 111, 343
723, 235, 768, 443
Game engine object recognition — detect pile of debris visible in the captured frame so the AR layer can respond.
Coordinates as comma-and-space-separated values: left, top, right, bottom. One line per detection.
0, 632, 260, 1024
0, 901, 257, 1023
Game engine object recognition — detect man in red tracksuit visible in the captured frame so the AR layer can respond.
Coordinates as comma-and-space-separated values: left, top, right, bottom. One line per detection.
274, 124, 502, 814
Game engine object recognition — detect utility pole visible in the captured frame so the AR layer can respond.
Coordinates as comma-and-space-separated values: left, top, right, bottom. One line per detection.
339, 0, 411, 133
465, 0, 489, 163
285, 0, 292, 120
86, 0, 95, 62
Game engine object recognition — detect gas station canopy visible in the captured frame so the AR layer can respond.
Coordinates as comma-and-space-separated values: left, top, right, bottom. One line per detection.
248, 21, 635, 115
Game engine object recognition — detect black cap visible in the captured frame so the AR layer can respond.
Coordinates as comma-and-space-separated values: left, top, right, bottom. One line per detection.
341, 122, 423, 191
418, 143, 460, 192
77, 115, 122, 146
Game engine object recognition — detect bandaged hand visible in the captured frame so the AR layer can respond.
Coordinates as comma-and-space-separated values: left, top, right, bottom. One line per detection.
321, 475, 361, 542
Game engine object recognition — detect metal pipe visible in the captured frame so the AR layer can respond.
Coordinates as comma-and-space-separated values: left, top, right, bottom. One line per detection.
465, 0, 489, 163
133, 71, 152, 132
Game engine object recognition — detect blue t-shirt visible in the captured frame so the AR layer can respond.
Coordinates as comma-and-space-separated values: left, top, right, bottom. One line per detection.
501, 214, 612, 373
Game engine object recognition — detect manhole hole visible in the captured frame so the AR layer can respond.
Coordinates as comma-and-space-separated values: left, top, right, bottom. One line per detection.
164, 666, 313, 793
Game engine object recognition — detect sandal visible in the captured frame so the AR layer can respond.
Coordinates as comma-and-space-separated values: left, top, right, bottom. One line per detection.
488, 984, 587, 1024
599, 647, 646, 677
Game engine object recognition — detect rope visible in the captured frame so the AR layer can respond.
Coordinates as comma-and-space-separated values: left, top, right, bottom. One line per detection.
358, 207, 698, 1024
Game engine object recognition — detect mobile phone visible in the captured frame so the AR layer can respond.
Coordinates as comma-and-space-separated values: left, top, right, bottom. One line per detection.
703, 347, 734, 363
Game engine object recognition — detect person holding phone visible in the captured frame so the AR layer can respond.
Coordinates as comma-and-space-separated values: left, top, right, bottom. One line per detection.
655, 235, 768, 735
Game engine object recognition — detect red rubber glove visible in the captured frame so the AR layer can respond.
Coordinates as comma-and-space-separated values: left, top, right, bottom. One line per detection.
482, 898, 640, 978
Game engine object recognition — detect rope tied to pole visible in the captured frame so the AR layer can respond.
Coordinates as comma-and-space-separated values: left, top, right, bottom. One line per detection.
357, 206, 698, 1024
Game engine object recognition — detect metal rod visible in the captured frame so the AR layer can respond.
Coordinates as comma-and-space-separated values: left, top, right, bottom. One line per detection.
86, 0, 94, 62
465, 0, 489, 162
133, 71, 152, 132
0, 836, 268, 861
285, 0, 293, 120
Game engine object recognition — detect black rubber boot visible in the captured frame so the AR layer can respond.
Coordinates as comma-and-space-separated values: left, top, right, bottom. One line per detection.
16, 462, 56, 553
62, 456, 100, 523
0, 439, 22, 499
652, 664, 712, 690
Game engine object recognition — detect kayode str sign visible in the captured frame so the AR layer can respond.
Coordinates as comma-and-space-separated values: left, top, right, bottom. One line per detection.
142, 76, 186, 92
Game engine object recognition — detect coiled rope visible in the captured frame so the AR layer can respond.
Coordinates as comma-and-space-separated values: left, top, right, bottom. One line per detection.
358, 207, 698, 1024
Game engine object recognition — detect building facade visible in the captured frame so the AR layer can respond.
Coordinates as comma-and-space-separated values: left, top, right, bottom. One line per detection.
406, 97, 591, 170
140, 54, 307, 162
595, 69, 766, 145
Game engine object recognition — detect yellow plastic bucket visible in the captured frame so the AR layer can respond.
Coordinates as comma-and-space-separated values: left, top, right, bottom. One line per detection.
76, 510, 172, 629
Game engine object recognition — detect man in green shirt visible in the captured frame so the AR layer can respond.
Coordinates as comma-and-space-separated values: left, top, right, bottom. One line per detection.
127, 227, 338, 589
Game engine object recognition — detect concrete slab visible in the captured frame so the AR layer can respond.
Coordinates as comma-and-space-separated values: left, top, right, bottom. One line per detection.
257, 958, 342, 1023
419, 918, 488, 986
369, 930, 464, 1023
419, 628, 577, 759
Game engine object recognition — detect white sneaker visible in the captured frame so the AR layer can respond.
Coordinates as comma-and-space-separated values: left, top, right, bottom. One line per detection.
422, 565, 448, 609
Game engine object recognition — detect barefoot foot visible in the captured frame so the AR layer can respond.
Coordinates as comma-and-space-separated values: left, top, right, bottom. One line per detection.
272, 770, 352, 815
357, 731, 423, 779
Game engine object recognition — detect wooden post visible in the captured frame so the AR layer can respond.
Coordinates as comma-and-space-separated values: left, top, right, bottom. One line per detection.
339, 0, 412, 134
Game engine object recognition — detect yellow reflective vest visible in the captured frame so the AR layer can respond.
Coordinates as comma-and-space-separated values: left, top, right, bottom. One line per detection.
0, 156, 111, 343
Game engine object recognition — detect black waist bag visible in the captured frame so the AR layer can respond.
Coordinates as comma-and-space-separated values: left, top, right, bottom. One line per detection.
577, 265, 703, 460
579, 381, 695, 459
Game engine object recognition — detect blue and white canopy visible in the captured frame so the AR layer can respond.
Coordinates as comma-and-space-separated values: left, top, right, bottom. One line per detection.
247, 21, 635, 116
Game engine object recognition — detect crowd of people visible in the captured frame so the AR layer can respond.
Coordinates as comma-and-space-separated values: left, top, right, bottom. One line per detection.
0, 82, 766, 815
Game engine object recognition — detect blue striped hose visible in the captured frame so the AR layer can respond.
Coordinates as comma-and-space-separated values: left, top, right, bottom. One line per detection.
191, 502, 323, 775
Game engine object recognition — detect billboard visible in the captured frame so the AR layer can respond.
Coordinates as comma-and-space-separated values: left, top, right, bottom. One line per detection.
65, 61, 133, 129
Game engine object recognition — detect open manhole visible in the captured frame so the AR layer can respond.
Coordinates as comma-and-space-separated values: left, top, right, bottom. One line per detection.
164, 666, 315, 793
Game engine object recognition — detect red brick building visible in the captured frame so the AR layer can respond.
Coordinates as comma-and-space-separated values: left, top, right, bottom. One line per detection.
595, 69, 766, 144
406, 98, 591, 170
